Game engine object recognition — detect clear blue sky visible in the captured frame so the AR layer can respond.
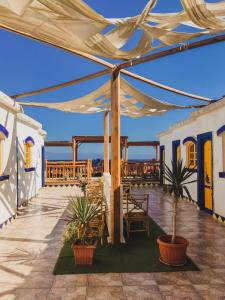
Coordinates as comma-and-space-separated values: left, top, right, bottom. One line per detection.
0, 0, 224, 159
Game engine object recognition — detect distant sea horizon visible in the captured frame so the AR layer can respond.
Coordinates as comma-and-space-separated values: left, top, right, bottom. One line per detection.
46, 158, 156, 166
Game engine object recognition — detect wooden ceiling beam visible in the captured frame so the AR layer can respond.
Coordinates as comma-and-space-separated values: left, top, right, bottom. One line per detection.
121, 69, 211, 102
11, 68, 111, 99
6, 28, 224, 102
118, 34, 225, 70
72, 135, 128, 144
0, 25, 114, 69
44, 141, 72, 147
128, 141, 159, 147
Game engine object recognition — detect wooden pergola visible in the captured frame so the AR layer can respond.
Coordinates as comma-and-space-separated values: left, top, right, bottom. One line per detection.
44, 136, 160, 168
72, 134, 128, 171
9, 21, 225, 244
127, 141, 159, 161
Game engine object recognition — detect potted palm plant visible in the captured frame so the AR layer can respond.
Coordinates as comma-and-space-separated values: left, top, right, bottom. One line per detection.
157, 160, 196, 266
64, 196, 100, 266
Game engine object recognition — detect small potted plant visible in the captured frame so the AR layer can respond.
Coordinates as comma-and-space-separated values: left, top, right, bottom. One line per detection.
64, 196, 100, 266
157, 160, 196, 266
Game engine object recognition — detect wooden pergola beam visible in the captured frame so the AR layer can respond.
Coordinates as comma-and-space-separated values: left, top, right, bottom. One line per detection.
121, 69, 211, 102
44, 141, 72, 147
124, 137, 128, 162
72, 135, 128, 144
127, 141, 159, 147
14, 65, 211, 102
118, 34, 225, 70
72, 139, 77, 162
0, 25, 114, 69
11, 69, 111, 99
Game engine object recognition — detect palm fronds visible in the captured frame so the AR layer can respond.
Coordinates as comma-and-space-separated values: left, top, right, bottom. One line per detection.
65, 196, 100, 245
164, 160, 196, 200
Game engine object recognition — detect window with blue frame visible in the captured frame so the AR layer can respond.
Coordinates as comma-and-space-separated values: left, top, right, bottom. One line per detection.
24, 137, 35, 170
183, 137, 197, 169
217, 125, 225, 178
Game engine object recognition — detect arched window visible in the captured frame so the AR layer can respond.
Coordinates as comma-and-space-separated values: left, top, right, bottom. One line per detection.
183, 137, 197, 169
0, 124, 9, 176
24, 137, 35, 169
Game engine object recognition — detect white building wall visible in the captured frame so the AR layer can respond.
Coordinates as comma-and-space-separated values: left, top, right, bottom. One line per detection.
0, 93, 19, 226
159, 97, 225, 219
0, 92, 46, 226
17, 114, 45, 205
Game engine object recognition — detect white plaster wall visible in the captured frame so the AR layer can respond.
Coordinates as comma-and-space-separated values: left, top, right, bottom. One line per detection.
159, 98, 225, 218
17, 114, 45, 205
0, 91, 46, 225
0, 94, 19, 225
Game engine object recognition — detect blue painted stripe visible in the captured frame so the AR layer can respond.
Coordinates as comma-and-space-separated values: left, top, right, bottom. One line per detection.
0, 175, 10, 181
24, 167, 36, 172
219, 172, 225, 178
172, 140, 180, 164
216, 125, 225, 136
24, 136, 35, 145
0, 124, 9, 139
197, 132, 213, 212
183, 137, 197, 145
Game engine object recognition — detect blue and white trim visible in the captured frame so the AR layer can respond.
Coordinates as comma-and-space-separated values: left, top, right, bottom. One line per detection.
216, 125, 225, 136
0, 124, 9, 139
183, 136, 197, 145
24, 136, 35, 145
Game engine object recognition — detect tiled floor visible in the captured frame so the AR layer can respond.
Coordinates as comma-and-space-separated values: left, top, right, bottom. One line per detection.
0, 186, 225, 299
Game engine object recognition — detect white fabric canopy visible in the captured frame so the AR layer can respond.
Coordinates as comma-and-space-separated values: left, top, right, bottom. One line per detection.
18, 78, 199, 118
0, 0, 224, 60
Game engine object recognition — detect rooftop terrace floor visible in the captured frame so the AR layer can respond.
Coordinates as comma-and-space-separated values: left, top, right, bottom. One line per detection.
0, 186, 225, 299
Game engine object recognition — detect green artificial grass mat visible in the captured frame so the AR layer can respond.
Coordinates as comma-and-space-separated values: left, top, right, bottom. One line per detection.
53, 217, 199, 274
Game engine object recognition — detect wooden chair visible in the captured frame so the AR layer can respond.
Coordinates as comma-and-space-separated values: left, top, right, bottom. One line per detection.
124, 193, 150, 239
87, 180, 105, 245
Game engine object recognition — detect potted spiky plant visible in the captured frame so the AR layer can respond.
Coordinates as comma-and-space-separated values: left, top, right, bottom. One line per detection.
157, 160, 196, 266
64, 196, 100, 266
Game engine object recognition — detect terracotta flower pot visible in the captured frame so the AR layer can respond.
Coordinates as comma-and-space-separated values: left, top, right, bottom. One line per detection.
72, 240, 98, 266
157, 235, 189, 266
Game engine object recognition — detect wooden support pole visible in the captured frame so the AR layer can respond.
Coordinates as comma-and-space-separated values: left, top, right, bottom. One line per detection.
125, 138, 128, 162
111, 69, 121, 245
76, 144, 78, 161
72, 139, 77, 178
124, 138, 128, 177
73, 139, 77, 162
104, 111, 109, 173
120, 143, 123, 160
155, 145, 159, 161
